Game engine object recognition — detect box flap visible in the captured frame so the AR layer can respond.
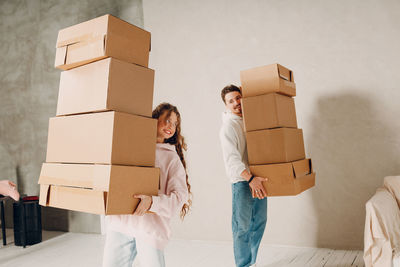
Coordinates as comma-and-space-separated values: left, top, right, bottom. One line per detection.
55, 46, 67, 67
39, 184, 50, 206
55, 35, 106, 70
48, 185, 106, 215
57, 33, 93, 48
292, 159, 312, 178
250, 162, 295, 183
295, 172, 316, 194
277, 64, 293, 81
65, 35, 106, 61
38, 163, 112, 190
56, 14, 109, 48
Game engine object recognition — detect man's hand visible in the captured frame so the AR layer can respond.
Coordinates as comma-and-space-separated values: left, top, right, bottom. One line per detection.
133, 195, 152, 216
249, 177, 268, 199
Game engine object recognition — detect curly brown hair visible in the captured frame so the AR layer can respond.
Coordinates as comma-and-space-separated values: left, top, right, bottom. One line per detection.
152, 102, 192, 219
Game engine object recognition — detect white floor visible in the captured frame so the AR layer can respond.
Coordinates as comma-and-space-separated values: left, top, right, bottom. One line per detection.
0, 230, 364, 267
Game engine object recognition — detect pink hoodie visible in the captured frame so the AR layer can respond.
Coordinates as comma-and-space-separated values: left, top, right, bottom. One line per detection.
107, 143, 189, 249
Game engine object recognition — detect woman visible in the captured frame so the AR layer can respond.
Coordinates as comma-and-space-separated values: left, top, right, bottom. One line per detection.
103, 103, 191, 267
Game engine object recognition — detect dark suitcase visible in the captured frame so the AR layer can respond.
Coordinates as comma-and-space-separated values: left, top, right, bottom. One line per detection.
13, 196, 42, 247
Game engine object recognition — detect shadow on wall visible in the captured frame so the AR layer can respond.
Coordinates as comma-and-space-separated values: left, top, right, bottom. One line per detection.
308, 92, 400, 250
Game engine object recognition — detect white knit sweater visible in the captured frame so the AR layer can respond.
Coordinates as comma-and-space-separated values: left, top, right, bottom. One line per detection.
219, 110, 249, 184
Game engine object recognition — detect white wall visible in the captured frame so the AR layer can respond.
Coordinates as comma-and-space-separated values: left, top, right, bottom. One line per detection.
143, 0, 400, 249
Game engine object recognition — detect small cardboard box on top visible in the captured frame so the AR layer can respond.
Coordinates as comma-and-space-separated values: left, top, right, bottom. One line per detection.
246, 128, 305, 165
55, 14, 151, 70
249, 158, 315, 196
57, 58, 154, 117
46, 111, 156, 166
240, 64, 296, 97
39, 163, 159, 215
242, 93, 297, 132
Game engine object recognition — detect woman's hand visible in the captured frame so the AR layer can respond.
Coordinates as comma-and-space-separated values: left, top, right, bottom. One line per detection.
249, 177, 268, 199
133, 195, 152, 216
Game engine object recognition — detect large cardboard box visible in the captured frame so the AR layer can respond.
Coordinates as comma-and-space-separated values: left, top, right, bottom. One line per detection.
57, 58, 154, 117
55, 14, 151, 70
38, 163, 159, 215
46, 111, 156, 166
246, 128, 305, 164
240, 64, 296, 97
242, 93, 297, 132
249, 159, 315, 196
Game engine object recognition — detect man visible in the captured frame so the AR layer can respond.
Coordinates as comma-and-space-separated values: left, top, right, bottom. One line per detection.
219, 84, 268, 267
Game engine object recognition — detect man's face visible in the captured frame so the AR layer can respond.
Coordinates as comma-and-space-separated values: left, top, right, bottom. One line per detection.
224, 91, 242, 116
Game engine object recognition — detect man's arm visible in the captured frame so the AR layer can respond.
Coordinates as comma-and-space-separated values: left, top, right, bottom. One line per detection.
219, 125, 247, 178
220, 126, 267, 199
240, 169, 267, 199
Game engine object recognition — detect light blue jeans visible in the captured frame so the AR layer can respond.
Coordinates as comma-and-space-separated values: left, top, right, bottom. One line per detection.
102, 230, 165, 267
232, 181, 268, 267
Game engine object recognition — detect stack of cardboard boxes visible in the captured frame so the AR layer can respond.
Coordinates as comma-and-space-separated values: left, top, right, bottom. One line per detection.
240, 64, 316, 196
38, 14, 160, 215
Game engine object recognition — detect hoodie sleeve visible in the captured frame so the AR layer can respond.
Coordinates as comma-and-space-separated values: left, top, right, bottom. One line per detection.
149, 156, 189, 218
219, 123, 247, 178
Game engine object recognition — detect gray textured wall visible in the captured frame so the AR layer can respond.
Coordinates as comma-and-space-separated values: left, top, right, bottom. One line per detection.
0, 0, 143, 232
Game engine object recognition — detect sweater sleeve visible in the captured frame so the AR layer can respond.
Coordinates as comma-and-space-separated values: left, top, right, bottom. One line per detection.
149, 157, 189, 218
219, 124, 247, 178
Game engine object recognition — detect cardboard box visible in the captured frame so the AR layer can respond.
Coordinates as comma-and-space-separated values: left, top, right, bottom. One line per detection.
242, 93, 297, 132
55, 14, 151, 70
249, 158, 315, 196
57, 58, 154, 117
246, 128, 305, 164
240, 64, 296, 97
39, 164, 159, 215
46, 111, 156, 166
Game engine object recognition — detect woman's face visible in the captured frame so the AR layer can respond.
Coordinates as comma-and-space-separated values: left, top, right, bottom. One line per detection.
157, 111, 178, 143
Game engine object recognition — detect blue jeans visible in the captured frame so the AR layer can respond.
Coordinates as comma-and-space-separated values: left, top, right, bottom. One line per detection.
102, 230, 165, 267
232, 181, 268, 267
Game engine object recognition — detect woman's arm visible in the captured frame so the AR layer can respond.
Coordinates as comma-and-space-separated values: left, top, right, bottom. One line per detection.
148, 158, 189, 218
